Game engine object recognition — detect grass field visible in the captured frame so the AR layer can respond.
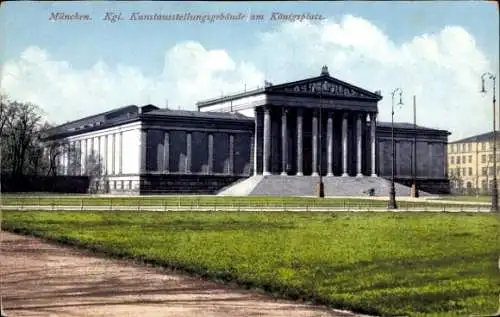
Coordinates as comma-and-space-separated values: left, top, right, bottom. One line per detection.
2, 210, 499, 316
0, 194, 489, 209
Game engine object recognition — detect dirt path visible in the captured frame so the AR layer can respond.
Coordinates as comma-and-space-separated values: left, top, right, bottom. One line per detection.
0, 231, 363, 317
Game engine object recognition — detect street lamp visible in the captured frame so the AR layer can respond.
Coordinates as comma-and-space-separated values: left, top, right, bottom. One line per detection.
411, 95, 419, 198
388, 88, 403, 210
317, 87, 325, 198
481, 72, 498, 212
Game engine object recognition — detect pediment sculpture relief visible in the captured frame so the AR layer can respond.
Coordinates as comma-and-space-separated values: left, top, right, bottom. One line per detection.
284, 81, 366, 98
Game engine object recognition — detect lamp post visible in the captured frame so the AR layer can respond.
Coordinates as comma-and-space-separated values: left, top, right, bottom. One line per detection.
317, 88, 325, 198
388, 88, 403, 210
481, 72, 498, 212
411, 95, 419, 198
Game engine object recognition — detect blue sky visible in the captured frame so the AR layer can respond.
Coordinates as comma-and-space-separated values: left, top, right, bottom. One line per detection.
0, 1, 498, 140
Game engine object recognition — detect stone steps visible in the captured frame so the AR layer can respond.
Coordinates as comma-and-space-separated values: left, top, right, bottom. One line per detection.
218, 175, 431, 197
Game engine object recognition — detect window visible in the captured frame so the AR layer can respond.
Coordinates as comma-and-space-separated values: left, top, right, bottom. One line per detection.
482, 167, 487, 176
489, 154, 493, 162
468, 143, 472, 152
451, 156, 455, 164
457, 156, 461, 164
463, 156, 466, 163
463, 144, 466, 152
469, 155, 472, 163
450, 169, 454, 176
463, 168, 466, 175
469, 167, 473, 176
482, 143, 486, 151
482, 155, 487, 163
489, 167, 494, 175
456, 167, 461, 176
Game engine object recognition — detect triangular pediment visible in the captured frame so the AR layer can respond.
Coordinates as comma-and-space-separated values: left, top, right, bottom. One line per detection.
267, 75, 382, 100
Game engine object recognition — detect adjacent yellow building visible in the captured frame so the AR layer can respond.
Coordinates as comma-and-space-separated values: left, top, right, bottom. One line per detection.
448, 131, 500, 194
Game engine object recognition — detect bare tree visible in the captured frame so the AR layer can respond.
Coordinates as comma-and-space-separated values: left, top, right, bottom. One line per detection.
1, 96, 48, 176
85, 150, 103, 193
42, 138, 68, 176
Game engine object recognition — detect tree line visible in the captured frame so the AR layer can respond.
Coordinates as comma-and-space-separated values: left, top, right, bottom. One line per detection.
1, 95, 106, 192
0, 94, 55, 176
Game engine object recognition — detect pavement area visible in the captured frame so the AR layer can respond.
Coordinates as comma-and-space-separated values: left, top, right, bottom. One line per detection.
0, 231, 365, 317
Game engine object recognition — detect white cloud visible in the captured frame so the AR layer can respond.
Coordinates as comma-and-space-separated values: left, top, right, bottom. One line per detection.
0, 14, 497, 141
251, 16, 497, 140
0, 42, 265, 124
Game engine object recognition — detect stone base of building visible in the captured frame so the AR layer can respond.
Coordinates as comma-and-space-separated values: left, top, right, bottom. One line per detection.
217, 175, 434, 197
391, 177, 450, 195
96, 174, 246, 195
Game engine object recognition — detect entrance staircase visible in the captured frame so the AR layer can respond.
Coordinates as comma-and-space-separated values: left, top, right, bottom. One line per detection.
217, 175, 431, 197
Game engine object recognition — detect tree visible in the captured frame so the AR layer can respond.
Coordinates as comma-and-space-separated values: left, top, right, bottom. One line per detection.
43, 138, 68, 176
1, 95, 49, 176
85, 150, 104, 193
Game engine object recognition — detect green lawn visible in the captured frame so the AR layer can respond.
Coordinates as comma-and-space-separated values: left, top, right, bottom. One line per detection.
0, 194, 487, 209
2, 210, 499, 316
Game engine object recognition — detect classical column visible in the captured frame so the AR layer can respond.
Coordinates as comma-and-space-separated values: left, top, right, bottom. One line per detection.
263, 106, 271, 175
163, 131, 170, 172
296, 108, 303, 176
186, 132, 192, 174
370, 113, 378, 177
112, 133, 116, 174
229, 133, 234, 175
67, 142, 72, 175
58, 146, 63, 175
97, 136, 101, 175
140, 130, 147, 173
81, 139, 87, 175
327, 112, 334, 176
104, 136, 108, 175
356, 114, 363, 177
119, 131, 123, 174
71, 142, 76, 175
281, 107, 288, 175
342, 113, 349, 177
253, 108, 259, 175
63, 143, 69, 175
208, 133, 214, 174
312, 109, 319, 176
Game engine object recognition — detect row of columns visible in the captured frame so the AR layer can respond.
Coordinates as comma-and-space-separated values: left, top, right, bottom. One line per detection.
59, 132, 123, 176
256, 106, 377, 177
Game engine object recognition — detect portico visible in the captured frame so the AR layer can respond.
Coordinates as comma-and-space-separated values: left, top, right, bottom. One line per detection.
199, 66, 382, 178
253, 105, 378, 177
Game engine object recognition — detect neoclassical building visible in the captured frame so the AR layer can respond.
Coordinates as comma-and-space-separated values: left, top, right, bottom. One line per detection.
43, 66, 450, 195
198, 66, 381, 178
